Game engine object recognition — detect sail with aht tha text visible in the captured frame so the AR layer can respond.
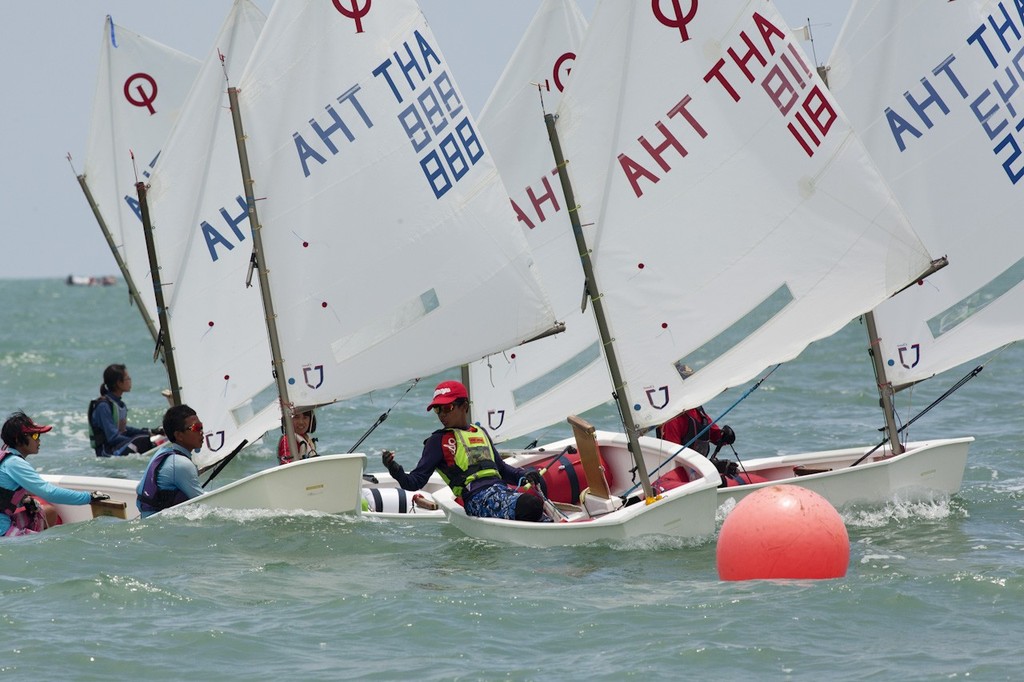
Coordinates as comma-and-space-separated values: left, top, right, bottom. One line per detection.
233, 0, 557, 410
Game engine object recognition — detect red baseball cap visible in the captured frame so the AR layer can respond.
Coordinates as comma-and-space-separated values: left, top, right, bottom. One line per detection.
23, 419, 53, 435
427, 380, 468, 411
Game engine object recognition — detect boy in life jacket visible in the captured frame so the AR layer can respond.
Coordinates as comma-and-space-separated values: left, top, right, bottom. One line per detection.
0, 412, 109, 536
89, 364, 155, 457
136, 405, 206, 517
381, 380, 546, 521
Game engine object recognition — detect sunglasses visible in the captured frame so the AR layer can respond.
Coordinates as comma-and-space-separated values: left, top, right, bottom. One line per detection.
30, 432, 40, 441
184, 422, 205, 433
431, 403, 458, 415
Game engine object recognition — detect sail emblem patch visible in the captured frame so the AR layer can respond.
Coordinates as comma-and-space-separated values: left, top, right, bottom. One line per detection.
303, 364, 325, 389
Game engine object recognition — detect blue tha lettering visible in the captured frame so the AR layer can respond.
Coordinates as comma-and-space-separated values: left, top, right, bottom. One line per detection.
966, 1, 1024, 68
371, 30, 442, 104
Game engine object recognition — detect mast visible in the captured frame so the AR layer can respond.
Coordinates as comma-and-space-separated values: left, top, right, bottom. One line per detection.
460, 364, 473, 424
135, 181, 182, 405
227, 86, 298, 458
863, 311, 904, 455
544, 113, 655, 500
75, 173, 161, 347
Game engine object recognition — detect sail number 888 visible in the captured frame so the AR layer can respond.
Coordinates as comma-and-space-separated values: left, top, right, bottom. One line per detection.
399, 71, 484, 199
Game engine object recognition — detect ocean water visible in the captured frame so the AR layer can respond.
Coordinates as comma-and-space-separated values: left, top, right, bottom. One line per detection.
1, 278, 1022, 680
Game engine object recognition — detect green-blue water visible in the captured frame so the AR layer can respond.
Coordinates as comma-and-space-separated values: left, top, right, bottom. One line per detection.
1, 278, 1022, 680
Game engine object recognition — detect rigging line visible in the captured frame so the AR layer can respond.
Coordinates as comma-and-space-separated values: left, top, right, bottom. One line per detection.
622, 364, 781, 497
200, 439, 249, 486
851, 363, 985, 467
346, 378, 421, 454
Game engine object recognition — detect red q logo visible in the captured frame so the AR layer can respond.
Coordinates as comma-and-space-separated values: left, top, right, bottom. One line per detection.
651, 0, 699, 42
332, 0, 372, 34
124, 73, 158, 115
552, 52, 576, 93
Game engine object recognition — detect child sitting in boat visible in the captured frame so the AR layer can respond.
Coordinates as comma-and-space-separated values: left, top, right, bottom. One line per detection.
0, 412, 108, 536
277, 407, 318, 465
88, 364, 157, 457
381, 380, 546, 521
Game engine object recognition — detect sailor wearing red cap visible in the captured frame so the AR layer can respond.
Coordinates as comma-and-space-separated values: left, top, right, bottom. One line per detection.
0, 412, 108, 536
382, 381, 546, 521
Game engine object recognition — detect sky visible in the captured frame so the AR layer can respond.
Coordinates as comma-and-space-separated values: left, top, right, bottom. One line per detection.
0, 0, 849, 279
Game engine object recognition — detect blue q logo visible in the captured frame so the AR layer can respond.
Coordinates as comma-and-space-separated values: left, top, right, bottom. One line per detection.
645, 386, 670, 410
652, 0, 699, 42
897, 343, 921, 369
303, 364, 325, 389
487, 409, 506, 430
205, 430, 226, 452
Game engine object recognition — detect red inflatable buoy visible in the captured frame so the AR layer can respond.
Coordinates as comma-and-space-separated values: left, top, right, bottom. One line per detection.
717, 484, 849, 581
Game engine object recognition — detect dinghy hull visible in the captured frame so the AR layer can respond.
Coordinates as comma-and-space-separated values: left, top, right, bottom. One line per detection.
717, 438, 972, 510
439, 431, 720, 547
178, 453, 367, 514
43, 453, 368, 523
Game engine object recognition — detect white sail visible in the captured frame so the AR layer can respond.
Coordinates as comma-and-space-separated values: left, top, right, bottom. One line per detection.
466, 0, 599, 442
145, 0, 277, 470
235, 0, 557, 408
553, 0, 934, 430
82, 17, 200, 329
829, 0, 1024, 388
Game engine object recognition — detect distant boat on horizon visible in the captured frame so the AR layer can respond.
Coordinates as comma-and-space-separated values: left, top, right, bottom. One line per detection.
65, 275, 117, 287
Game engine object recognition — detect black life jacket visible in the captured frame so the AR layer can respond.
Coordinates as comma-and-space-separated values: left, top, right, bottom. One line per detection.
87, 395, 119, 455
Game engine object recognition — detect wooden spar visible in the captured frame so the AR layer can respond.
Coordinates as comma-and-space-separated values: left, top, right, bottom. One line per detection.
863, 310, 904, 456
135, 181, 182, 405
75, 172, 161, 347
543, 113, 655, 500
861, 257, 949, 457
226, 86, 298, 459
460, 365, 473, 424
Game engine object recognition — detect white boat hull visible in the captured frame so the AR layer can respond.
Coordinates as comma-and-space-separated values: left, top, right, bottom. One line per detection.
717, 437, 973, 510
440, 431, 720, 547
41, 474, 141, 523
43, 453, 368, 523
177, 453, 367, 514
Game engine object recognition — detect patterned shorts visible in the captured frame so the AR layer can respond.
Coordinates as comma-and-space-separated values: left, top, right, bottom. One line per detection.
464, 483, 521, 520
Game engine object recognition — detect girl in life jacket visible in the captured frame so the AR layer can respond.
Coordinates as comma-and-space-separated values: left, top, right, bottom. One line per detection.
277, 408, 319, 465
0, 412, 107, 536
89, 364, 155, 457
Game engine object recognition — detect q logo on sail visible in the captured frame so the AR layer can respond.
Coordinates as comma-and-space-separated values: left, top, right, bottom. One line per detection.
652, 0, 699, 42
332, 0, 371, 34
124, 73, 158, 115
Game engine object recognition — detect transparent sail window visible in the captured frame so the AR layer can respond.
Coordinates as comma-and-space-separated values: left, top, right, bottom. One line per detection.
927, 257, 1024, 338
677, 284, 794, 374
511, 341, 602, 407
331, 288, 440, 363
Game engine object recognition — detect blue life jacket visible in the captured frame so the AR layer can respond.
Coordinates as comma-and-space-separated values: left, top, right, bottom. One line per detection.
137, 449, 191, 514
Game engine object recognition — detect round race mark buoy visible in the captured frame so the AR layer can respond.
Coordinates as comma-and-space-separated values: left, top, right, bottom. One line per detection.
717, 484, 849, 581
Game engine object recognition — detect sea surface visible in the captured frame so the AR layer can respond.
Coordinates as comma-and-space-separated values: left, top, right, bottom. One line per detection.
1, 278, 1022, 680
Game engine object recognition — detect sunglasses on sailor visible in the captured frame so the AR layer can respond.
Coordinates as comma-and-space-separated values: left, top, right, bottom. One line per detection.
185, 422, 205, 433
30, 433, 40, 441
431, 403, 458, 415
